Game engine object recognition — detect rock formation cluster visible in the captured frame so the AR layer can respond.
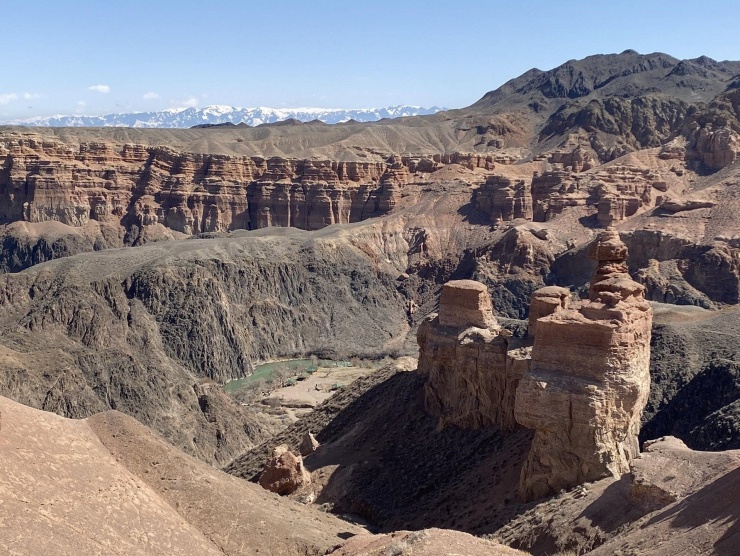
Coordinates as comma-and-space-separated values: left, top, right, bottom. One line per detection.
417, 230, 653, 501
417, 280, 518, 431
516, 229, 652, 500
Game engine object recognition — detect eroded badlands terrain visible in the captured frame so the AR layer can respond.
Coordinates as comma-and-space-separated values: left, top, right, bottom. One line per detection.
1, 50, 739, 554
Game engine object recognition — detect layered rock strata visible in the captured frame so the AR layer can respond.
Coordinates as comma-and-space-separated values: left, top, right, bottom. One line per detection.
530, 165, 667, 225
417, 281, 516, 430
417, 280, 574, 432
2, 137, 480, 237
515, 228, 653, 501
475, 175, 533, 225
527, 286, 570, 338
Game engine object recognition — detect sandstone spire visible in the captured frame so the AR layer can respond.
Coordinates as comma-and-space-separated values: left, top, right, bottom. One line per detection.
515, 229, 652, 501
527, 286, 570, 338
417, 280, 518, 431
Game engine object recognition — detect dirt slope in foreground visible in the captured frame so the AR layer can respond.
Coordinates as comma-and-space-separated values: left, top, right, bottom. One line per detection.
0, 396, 362, 555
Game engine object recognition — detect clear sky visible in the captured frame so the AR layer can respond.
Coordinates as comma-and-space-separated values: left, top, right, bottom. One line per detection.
3, 0, 740, 119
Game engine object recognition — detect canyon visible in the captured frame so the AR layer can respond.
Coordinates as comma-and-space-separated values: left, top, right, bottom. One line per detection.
1, 50, 740, 554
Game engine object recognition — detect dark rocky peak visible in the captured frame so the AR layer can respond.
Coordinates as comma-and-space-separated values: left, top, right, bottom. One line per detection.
472, 51, 679, 108
469, 51, 740, 115
518, 52, 678, 100
691, 55, 722, 68
669, 56, 731, 79
470, 67, 546, 108
725, 75, 740, 91
190, 122, 237, 129
257, 118, 303, 127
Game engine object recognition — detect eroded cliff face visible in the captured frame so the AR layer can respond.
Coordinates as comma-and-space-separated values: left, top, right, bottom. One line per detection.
417, 280, 566, 432
475, 176, 533, 224
515, 229, 652, 500
417, 280, 518, 431
2, 137, 496, 240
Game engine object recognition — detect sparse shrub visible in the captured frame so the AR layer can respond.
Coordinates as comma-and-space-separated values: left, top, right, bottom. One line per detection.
381, 541, 409, 556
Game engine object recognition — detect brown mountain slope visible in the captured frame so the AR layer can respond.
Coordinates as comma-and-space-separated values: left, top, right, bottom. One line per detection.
225, 359, 536, 535
0, 396, 362, 555
226, 357, 740, 555
0, 228, 410, 464
588, 459, 740, 555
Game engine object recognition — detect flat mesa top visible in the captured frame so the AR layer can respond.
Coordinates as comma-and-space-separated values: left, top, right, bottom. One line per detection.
442, 279, 489, 293
439, 280, 498, 329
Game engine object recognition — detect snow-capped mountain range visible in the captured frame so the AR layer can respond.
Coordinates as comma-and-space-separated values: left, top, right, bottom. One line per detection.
10, 105, 445, 128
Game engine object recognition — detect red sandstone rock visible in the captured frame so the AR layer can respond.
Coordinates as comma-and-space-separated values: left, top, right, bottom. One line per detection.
258, 445, 312, 495
476, 175, 533, 225
437, 280, 498, 330
527, 286, 570, 338
515, 228, 653, 501
418, 280, 526, 431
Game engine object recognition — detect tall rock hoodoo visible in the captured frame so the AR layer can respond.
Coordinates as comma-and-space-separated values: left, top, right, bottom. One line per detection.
514, 228, 653, 501
417, 280, 573, 433
417, 280, 519, 431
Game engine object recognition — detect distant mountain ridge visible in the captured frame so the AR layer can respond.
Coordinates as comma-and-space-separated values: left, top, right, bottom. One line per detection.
11, 104, 445, 128
469, 50, 740, 111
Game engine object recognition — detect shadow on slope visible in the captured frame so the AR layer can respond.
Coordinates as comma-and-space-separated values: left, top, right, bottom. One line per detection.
226, 360, 534, 535
641, 358, 740, 449
589, 466, 740, 555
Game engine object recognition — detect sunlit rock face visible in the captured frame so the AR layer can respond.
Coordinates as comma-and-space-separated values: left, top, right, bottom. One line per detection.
515, 228, 652, 501
417, 280, 530, 432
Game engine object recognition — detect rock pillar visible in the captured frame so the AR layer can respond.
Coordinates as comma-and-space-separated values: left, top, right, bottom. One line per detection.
527, 286, 570, 338
515, 228, 652, 501
417, 280, 522, 431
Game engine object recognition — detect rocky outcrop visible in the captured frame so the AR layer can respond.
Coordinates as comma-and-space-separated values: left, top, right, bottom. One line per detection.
473, 226, 557, 319
681, 243, 740, 305
417, 280, 521, 431
515, 229, 653, 501
300, 431, 319, 456
417, 281, 582, 434
530, 169, 587, 221
539, 95, 692, 159
475, 175, 533, 225
531, 164, 666, 226
527, 286, 570, 338
437, 280, 499, 329
258, 445, 312, 495
659, 198, 716, 213
333, 529, 528, 556
547, 145, 595, 172
693, 125, 739, 169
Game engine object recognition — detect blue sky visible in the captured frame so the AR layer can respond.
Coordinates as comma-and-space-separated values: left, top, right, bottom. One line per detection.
3, 0, 740, 119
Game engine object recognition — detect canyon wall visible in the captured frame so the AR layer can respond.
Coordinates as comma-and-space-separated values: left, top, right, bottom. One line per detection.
0, 230, 410, 465
0, 136, 508, 241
